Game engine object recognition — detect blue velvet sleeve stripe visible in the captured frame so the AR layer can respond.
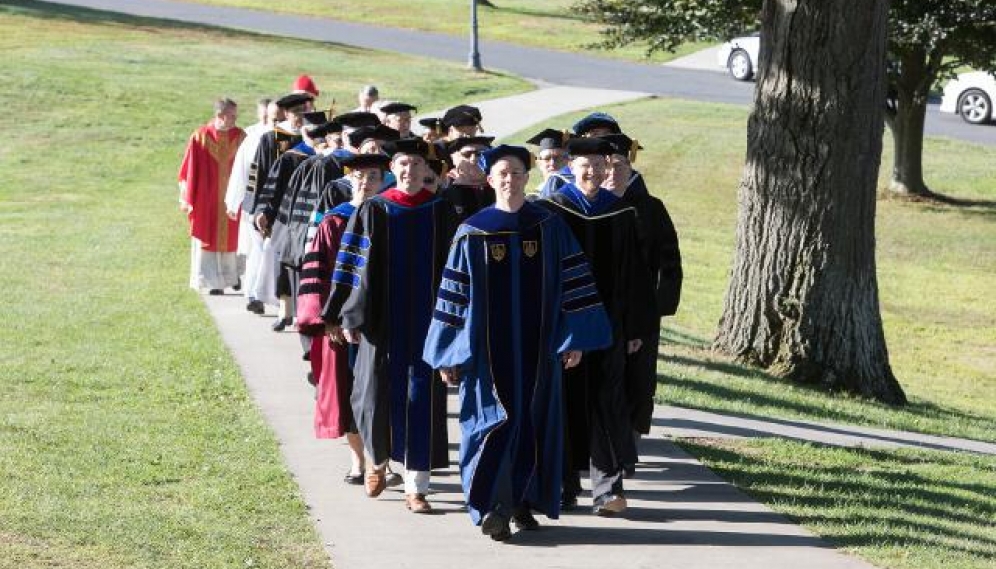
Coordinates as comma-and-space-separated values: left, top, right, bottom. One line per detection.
332, 269, 360, 288
341, 232, 371, 250
562, 252, 587, 271
563, 293, 603, 312
437, 287, 468, 306
433, 308, 465, 328
442, 267, 470, 286
336, 250, 367, 269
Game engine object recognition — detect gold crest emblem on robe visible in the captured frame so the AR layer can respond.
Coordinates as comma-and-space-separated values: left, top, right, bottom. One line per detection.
523, 241, 539, 258
489, 243, 506, 262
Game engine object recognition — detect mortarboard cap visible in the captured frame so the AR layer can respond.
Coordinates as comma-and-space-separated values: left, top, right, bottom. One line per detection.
526, 128, 572, 150
599, 133, 644, 163
332, 111, 382, 130
441, 104, 483, 128
275, 92, 314, 110
306, 120, 343, 139
384, 137, 435, 160
379, 102, 418, 115
444, 135, 495, 155
572, 112, 622, 136
340, 152, 391, 172
565, 137, 615, 157
347, 125, 401, 148
478, 144, 534, 173
418, 117, 444, 134
303, 111, 328, 126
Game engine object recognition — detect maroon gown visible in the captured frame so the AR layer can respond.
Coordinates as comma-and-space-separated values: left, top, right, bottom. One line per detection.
296, 207, 355, 439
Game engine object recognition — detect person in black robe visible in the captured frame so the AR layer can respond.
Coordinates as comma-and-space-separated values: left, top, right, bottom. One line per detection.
537, 137, 657, 517
254, 111, 326, 332
437, 135, 496, 221
324, 137, 459, 514
601, 133, 683, 444
440, 104, 484, 140
243, 92, 310, 316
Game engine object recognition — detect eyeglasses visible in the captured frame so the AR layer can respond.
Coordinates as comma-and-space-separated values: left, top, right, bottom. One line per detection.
459, 149, 483, 158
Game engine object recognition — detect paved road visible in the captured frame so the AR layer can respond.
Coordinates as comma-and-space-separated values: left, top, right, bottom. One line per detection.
39, 0, 996, 146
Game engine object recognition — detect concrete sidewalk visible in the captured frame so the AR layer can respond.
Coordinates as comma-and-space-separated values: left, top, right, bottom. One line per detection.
203, 291, 875, 569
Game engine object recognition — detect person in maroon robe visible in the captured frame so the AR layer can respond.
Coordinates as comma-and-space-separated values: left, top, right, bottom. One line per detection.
296, 153, 390, 485
178, 98, 246, 293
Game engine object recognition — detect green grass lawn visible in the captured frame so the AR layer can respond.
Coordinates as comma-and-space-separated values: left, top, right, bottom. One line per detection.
0, 2, 528, 567
175, 0, 714, 64
685, 439, 996, 569
509, 99, 996, 444
505, 99, 996, 569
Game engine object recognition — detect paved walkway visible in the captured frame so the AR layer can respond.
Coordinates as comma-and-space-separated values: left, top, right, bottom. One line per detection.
204, 292, 876, 569
38, 0, 996, 146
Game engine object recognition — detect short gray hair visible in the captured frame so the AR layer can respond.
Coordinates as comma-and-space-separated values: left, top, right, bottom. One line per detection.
214, 98, 237, 115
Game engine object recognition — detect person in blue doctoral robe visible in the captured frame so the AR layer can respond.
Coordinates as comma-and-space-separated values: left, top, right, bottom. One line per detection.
423, 145, 612, 541
325, 137, 458, 515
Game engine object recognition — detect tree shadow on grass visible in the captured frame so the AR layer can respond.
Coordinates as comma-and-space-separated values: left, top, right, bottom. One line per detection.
657, 348, 995, 444
680, 440, 996, 560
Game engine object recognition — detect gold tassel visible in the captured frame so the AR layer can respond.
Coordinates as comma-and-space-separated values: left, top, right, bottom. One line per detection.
629, 139, 640, 164
327, 97, 336, 119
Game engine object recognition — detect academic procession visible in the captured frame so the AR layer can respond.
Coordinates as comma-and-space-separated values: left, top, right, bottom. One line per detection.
178, 74, 683, 542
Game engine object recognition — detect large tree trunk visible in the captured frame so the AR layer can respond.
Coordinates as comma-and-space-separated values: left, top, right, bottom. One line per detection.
713, 0, 907, 405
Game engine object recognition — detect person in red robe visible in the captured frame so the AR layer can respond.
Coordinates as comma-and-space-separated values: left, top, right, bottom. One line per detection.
296, 153, 390, 485
178, 98, 246, 293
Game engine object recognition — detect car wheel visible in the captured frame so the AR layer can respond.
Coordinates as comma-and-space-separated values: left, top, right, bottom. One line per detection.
958, 89, 992, 125
727, 49, 754, 81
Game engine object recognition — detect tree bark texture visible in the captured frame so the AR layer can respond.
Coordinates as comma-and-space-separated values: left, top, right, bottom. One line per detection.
713, 0, 907, 404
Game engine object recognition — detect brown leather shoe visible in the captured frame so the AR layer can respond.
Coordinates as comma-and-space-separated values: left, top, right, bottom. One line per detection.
405, 493, 432, 514
365, 468, 386, 498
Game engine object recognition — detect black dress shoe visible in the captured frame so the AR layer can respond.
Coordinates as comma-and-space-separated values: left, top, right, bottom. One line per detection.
208, 289, 223, 296
231, 278, 241, 292
343, 471, 363, 485
271, 317, 292, 332
246, 300, 265, 314
481, 511, 511, 541
512, 506, 540, 530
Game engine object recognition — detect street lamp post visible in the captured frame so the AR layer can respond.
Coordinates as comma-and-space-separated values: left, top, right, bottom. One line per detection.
469, 0, 482, 71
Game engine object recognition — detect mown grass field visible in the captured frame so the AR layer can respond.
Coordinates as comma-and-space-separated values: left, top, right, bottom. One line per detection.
177, 0, 714, 63
686, 439, 996, 569
0, 2, 528, 567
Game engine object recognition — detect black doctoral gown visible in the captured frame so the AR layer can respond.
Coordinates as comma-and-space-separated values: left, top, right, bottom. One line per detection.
437, 180, 495, 223
245, 127, 301, 215
620, 172, 683, 434
539, 185, 657, 494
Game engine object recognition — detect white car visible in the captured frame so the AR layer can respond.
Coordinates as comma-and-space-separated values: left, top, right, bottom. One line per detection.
717, 33, 760, 81
940, 71, 996, 125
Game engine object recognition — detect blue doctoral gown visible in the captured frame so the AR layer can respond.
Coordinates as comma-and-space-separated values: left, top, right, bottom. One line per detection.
422, 202, 612, 524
